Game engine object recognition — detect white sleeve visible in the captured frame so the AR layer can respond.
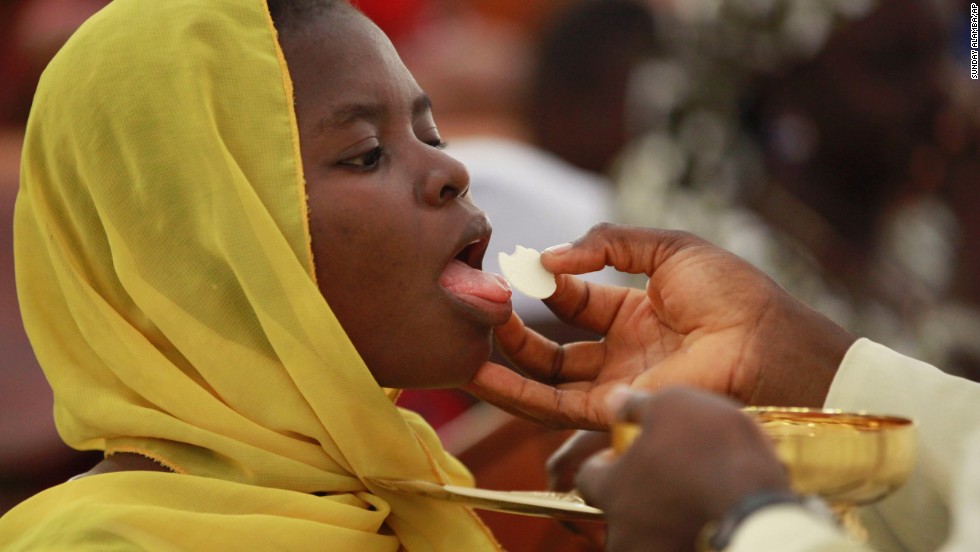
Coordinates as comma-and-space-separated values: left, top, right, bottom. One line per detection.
729, 505, 868, 552
938, 429, 980, 552
824, 339, 980, 552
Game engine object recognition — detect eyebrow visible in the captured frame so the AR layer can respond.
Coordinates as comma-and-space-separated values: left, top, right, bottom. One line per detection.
315, 94, 433, 135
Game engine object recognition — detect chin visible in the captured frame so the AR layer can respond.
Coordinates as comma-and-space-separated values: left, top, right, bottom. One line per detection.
420, 331, 492, 389
437, 327, 495, 389
369, 327, 493, 390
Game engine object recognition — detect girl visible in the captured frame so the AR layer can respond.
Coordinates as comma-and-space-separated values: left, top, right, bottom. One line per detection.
0, 0, 513, 548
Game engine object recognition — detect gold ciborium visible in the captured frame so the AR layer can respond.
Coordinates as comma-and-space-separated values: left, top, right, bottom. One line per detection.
614, 408, 917, 538
742, 408, 916, 505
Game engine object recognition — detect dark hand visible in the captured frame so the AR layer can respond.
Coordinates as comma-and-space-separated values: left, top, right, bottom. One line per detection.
547, 430, 609, 493
467, 224, 855, 429
576, 387, 790, 552
546, 431, 611, 549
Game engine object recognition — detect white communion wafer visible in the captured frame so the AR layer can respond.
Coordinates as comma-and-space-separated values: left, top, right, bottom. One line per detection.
498, 246, 557, 299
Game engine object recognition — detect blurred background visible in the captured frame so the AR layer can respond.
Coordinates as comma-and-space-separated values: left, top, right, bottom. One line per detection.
1, 0, 978, 550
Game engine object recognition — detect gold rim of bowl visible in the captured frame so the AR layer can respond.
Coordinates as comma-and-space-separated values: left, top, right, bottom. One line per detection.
611, 407, 917, 506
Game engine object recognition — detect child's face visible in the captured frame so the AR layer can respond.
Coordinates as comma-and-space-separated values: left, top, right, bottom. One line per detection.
281, 9, 513, 388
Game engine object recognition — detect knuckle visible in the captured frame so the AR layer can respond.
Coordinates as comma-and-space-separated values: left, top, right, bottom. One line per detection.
549, 344, 566, 384
582, 222, 617, 245
569, 282, 591, 322
590, 222, 616, 235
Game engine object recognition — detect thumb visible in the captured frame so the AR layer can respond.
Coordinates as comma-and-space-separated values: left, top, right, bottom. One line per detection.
575, 449, 618, 508
540, 238, 607, 276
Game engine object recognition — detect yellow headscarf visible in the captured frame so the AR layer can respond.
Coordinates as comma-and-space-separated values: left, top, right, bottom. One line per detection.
0, 0, 500, 549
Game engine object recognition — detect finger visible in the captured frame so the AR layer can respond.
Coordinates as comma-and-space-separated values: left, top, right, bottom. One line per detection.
547, 430, 611, 492
465, 365, 601, 428
495, 313, 607, 383
464, 363, 608, 429
544, 273, 637, 335
542, 223, 701, 277
603, 384, 644, 421
492, 312, 533, 370
574, 448, 618, 509
615, 390, 662, 425
556, 520, 607, 550
617, 385, 742, 431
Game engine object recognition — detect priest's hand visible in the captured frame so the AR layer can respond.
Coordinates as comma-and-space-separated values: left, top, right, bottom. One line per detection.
466, 224, 855, 429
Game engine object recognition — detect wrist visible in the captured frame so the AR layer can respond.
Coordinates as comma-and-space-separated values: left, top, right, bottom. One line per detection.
749, 292, 857, 407
696, 489, 835, 551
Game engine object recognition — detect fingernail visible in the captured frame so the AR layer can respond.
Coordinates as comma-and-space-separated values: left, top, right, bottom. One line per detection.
543, 243, 572, 256
605, 384, 633, 417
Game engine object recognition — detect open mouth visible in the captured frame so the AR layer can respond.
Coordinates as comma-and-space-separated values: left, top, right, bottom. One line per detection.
439, 219, 512, 323
453, 235, 490, 271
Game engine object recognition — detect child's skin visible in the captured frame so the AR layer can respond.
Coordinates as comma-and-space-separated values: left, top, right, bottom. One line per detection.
282, 6, 513, 389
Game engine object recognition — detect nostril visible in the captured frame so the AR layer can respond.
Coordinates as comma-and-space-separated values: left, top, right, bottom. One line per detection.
439, 184, 459, 202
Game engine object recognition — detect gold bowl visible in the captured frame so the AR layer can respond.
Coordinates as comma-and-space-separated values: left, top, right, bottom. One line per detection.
613, 407, 917, 506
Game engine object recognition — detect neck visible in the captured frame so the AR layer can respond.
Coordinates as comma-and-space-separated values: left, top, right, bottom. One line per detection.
71, 452, 173, 480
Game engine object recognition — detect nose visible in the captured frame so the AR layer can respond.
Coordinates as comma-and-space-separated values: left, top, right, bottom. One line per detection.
418, 148, 470, 207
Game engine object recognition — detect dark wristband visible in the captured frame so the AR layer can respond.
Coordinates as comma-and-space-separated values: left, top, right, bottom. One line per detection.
696, 489, 834, 551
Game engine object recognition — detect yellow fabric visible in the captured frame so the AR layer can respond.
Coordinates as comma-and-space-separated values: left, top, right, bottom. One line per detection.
0, 0, 500, 550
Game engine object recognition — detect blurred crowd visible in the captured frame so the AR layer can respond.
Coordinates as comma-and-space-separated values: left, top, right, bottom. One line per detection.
2, 0, 978, 538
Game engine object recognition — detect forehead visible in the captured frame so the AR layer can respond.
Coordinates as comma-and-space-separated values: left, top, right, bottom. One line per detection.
281, 10, 421, 121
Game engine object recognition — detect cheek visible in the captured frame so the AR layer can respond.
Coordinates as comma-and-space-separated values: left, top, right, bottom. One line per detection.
309, 199, 414, 307
304, 186, 492, 388
306, 194, 427, 365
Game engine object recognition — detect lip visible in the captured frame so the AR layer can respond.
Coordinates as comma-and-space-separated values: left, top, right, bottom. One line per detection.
447, 214, 493, 271
444, 291, 513, 327
440, 214, 513, 326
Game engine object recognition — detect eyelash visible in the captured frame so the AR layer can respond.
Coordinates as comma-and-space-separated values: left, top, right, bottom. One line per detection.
340, 146, 384, 170
338, 140, 448, 171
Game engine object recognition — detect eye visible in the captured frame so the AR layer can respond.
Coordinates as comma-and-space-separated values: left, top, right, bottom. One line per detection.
338, 146, 384, 170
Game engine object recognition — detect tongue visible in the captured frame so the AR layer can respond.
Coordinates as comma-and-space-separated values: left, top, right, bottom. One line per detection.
440, 259, 512, 303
